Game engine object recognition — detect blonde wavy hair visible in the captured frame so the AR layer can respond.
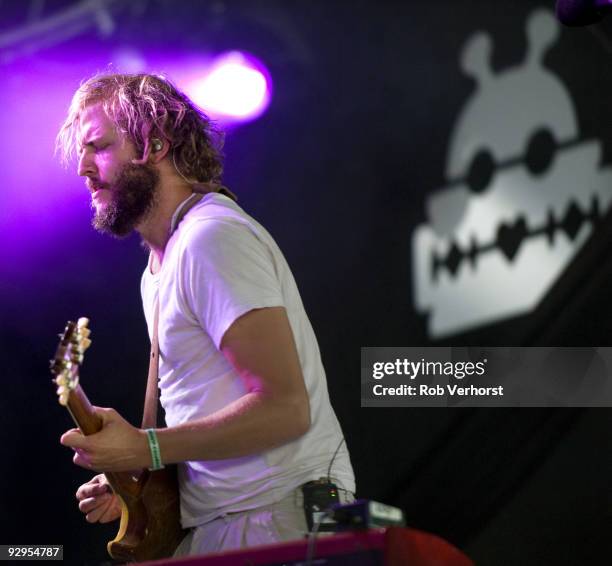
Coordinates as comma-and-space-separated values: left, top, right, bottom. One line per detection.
56, 72, 224, 186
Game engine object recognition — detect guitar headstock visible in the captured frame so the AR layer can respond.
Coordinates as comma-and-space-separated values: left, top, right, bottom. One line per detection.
50, 318, 92, 406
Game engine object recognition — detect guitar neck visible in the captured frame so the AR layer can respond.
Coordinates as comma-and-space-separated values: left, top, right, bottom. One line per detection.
52, 319, 147, 498
66, 384, 102, 434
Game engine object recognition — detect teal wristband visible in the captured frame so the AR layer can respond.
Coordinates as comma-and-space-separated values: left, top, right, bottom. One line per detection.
145, 428, 164, 471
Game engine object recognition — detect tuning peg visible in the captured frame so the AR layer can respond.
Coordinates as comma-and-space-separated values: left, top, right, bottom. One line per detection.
79, 338, 92, 351
59, 392, 69, 406
77, 317, 90, 328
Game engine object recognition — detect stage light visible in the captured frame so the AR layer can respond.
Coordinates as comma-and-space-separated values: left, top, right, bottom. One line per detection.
185, 51, 272, 123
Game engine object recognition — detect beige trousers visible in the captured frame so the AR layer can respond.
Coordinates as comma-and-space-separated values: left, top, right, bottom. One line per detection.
173, 485, 354, 557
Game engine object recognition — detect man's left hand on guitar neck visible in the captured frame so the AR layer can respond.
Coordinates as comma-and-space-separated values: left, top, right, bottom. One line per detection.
60, 407, 151, 472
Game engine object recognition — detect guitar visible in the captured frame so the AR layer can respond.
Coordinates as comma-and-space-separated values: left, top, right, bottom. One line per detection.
51, 318, 186, 562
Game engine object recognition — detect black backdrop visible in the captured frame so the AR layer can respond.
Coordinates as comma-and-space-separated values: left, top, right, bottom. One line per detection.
1, 1, 611, 565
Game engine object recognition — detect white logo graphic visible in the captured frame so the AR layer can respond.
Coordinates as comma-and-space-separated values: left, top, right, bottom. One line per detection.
412, 9, 612, 338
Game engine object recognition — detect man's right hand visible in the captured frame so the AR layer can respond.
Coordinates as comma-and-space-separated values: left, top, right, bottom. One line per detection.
76, 474, 121, 523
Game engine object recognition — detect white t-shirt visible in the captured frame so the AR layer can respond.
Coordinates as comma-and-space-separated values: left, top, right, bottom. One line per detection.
141, 193, 355, 528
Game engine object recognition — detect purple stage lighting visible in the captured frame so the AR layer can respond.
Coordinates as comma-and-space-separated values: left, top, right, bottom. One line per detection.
185, 51, 272, 123
112, 47, 147, 73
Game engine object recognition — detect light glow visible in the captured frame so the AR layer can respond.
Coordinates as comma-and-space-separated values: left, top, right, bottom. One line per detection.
186, 51, 272, 122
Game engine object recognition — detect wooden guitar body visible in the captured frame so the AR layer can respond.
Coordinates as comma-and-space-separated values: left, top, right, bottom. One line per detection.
51, 319, 187, 562
106, 465, 185, 562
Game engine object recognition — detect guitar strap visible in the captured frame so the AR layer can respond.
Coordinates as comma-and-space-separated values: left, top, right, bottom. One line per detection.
142, 192, 205, 429
142, 299, 161, 429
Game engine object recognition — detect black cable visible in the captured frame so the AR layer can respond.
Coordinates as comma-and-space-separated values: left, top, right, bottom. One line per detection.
326, 437, 345, 482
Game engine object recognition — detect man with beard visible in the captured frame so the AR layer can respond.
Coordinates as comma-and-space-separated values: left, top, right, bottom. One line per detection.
56, 73, 355, 557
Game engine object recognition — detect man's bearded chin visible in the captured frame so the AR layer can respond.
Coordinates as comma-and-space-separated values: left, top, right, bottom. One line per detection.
92, 162, 160, 238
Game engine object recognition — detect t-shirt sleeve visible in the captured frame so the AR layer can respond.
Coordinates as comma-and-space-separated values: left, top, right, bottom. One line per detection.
179, 218, 284, 349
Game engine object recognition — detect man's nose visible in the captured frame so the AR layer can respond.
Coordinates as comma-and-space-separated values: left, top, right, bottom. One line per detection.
77, 151, 96, 177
